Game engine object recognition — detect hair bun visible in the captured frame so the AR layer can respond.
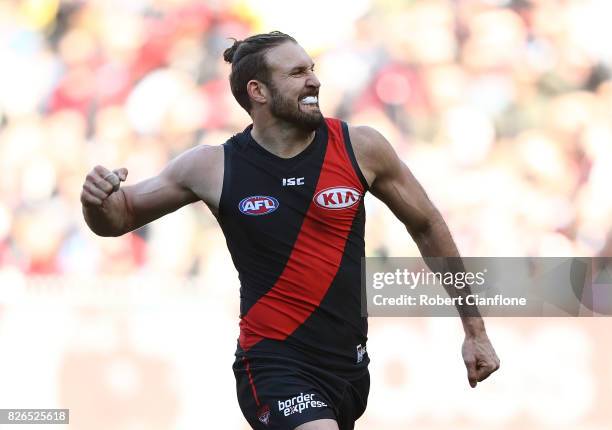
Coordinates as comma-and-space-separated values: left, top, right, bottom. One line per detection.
223, 39, 241, 64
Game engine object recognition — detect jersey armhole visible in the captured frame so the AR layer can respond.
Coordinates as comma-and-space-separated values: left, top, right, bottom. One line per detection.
218, 142, 232, 220
341, 121, 370, 191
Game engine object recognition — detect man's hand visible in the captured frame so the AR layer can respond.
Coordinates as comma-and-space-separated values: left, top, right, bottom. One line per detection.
81, 165, 128, 207
462, 332, 500, 388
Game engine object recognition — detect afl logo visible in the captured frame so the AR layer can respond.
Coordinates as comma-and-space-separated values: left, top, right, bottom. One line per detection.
239, 195, 279, 216
314, 186, 361, 210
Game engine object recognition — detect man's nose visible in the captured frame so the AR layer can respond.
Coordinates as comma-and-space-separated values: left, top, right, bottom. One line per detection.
306, 72, 320, 89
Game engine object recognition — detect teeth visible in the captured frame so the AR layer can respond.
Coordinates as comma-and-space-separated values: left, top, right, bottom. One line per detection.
301, 96, 318, 105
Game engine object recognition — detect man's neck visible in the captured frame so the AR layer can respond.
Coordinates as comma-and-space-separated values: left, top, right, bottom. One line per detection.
251, 117, 317, 159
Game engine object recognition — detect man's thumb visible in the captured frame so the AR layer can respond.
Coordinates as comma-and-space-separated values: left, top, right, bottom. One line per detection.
113, 168, 128, 182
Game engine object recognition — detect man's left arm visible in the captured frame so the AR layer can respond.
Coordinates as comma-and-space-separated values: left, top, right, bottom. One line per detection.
350, 125, 500, 388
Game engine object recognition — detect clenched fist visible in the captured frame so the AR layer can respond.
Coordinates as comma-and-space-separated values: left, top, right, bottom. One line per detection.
81, 165, 128, 207
462, 332, 500, 388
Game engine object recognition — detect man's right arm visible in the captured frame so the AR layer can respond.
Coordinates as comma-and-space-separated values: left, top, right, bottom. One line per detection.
80, 145, 223, 237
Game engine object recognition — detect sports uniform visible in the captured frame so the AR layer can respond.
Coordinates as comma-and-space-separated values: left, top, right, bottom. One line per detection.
218, 118, 369, 429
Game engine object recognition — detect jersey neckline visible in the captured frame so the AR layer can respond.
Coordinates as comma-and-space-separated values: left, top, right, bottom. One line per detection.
245, 123, 324, 164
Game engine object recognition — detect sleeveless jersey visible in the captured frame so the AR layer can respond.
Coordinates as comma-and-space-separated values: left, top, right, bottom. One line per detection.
218, 118, 369, 366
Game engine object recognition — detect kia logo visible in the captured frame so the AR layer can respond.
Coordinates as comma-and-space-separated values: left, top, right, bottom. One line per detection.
314, 186, 361, 210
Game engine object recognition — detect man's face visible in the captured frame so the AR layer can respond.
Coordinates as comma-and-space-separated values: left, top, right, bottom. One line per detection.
263, 42, 323, 132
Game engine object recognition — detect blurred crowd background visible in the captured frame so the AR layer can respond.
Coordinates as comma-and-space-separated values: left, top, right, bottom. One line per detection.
1, 0, 611, 429
2, 0, 612, 276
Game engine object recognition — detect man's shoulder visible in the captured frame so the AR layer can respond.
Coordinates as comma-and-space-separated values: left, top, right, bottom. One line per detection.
346, 124, 385, 144
340, 124, 385, 186
168, 144, 224, 187
165, 143, 224, 207
345, 124, 388, 161
343, 124, 396, 186
183, 144, 224, 166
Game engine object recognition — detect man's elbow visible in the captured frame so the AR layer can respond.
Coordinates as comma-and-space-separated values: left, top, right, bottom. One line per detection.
407, 218, 433, 242
406, 211, 445, 243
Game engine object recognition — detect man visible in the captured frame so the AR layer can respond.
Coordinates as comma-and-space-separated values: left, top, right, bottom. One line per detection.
81, 31, 499, 430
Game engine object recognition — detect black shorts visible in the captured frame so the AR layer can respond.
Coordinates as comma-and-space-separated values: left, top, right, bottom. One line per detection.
233, 343, 370, 430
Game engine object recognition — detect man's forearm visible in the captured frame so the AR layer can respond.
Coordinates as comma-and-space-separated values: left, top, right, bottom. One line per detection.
411, 216, 487, 336
82, 189, 131, 237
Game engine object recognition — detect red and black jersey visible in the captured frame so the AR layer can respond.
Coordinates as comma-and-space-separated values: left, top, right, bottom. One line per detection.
218, 118, 369, 368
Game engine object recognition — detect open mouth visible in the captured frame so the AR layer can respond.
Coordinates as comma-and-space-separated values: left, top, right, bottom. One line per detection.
299, 95, 319, 107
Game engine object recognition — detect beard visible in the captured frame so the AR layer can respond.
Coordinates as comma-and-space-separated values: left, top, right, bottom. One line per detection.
268, 83, 324, 132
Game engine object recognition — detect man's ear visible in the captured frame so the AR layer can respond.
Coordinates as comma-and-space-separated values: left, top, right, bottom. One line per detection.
247, 80, 268, 106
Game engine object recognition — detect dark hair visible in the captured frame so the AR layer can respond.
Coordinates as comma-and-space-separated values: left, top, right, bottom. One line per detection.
223, 31, 296, 113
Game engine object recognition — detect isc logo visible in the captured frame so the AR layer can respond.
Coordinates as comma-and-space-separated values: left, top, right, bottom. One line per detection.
239, 195, 279, 216
314, 186, 361, 210
282, 177, 304, 186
